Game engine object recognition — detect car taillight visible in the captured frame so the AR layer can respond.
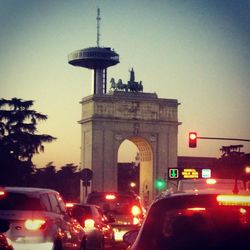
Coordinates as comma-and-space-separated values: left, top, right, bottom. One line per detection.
186, 207, 206, 211
24, 219, 46, 230
131, 205, 141, 216
84, 219, 95, 230
206, 178, 216, 185
184, 207, 206, 216
216, 195, 250, 206
105, 194, 116, 200
133, 217, 140, 225
66, 202, 74, 208
0, 190, 6, 197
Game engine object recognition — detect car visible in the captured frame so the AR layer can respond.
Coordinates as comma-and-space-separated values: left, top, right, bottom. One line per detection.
0, 219, 13, 250
123, 189, 250, 250
66, 203, 115, 250
86, 192, 145, 242
0, 187, 86, 250
177, 178, 246, 193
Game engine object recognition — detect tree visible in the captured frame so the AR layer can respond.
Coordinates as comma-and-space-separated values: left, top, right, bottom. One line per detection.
55, 164, 80, 202
30, 162, 57, 189
0, 98, 56, 185
29, 162, 81, 201
215, 145, 248, 180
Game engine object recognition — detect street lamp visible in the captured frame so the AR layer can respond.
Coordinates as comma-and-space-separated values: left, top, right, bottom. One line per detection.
130, 182, 136, 188
245, 166, 250, 174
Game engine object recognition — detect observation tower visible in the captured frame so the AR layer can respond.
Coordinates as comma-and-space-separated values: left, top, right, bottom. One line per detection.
68, 8, 120, 95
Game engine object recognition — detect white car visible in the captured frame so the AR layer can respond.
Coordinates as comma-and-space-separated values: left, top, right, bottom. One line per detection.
0, 187, 86, 250
177, 178, 246, 193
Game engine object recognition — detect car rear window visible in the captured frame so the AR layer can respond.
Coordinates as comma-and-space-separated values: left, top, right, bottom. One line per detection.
0, 192, 43, 211
179, 179, 245, 192
87, 194, 137, 215
71, 206, 92, 218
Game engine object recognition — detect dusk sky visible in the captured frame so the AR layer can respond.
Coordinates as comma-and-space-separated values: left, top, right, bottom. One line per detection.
1, 0, 249, 168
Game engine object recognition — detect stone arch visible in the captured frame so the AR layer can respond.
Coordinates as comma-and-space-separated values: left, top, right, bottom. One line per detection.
79, 92, 180, 204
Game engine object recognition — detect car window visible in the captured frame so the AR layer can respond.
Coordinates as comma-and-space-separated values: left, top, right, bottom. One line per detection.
48, 193, 61, 214
96, 206, 106, 219
87, 194, 138, 215
72, 206, 92, 219
0, 192, 43, 211
178, 179, 245, 192
56, 193, 66, 213
40, 193, 52, 211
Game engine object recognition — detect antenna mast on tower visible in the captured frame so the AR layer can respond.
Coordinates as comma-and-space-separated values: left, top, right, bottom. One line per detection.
96, 7, 101, 47
68, 8, 119, 95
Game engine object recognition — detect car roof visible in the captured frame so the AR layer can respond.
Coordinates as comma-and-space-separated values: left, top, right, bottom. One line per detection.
157, 188, 250, 200
72, 203, 100, 209
1, 186, 59, 195
88, 191, 138, 196
178, 178, 244, 183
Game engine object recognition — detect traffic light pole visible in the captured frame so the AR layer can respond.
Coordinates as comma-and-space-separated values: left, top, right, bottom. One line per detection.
197, 137, 250, 142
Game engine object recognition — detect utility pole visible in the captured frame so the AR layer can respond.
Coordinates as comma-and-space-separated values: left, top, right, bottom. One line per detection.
188, 132, 250, 148
197, 136, 250, 142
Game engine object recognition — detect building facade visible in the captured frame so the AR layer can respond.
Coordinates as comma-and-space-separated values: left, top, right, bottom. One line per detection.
79, 91, 180, 205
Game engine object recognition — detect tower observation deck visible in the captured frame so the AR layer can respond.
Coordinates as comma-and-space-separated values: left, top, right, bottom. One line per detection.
68, 8, 120, 95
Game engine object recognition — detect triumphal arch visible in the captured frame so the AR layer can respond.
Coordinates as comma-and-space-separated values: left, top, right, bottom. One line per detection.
79, 70, 180, 205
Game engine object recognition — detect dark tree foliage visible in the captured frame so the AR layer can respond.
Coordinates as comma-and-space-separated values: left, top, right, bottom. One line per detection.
0, 98, 56, 185
30, 162, 58, 189
55, 164, 81, 202
214, 145, 250, 182
30, 163, 81, 202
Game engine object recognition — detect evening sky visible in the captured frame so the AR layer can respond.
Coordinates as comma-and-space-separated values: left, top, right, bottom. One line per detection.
1, 0, 249, 167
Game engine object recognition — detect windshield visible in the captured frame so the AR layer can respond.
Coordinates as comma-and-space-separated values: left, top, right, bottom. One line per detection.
179, 179, 245, 192
87, 194, 138, 215
71, 206, 92, 218
0, 192, 43, 211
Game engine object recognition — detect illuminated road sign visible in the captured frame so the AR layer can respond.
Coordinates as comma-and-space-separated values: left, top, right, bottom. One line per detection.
169, 168, 179, 178
168, 168, 212, 180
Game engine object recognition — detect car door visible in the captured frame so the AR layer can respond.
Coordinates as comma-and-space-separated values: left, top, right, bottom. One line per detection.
48, 193, 85, 249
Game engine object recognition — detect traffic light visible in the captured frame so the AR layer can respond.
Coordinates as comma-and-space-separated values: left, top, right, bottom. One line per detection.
189, 132, 197, 148
155, 178, 166, 190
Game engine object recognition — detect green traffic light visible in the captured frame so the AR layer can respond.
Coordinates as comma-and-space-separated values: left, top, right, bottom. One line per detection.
155, 178, 166, 190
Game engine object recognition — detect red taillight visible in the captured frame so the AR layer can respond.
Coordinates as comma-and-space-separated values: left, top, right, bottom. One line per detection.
105, 194, 116, 200
0, 190, 6, 197
206, 178, 217, 185
186, 207, 206, 211
216, 195, 250, 206
24, 219, 46, 230
131, 205, 141, 216
66, 202, 74, 208
84, 219, 95, 229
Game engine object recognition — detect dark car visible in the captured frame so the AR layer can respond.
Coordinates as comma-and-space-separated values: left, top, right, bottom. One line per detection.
0, 187, 86, 250
66, 203, 115, 250
86, 192, 145, 242
123, 189, 250, 250
0, 219, 13, 250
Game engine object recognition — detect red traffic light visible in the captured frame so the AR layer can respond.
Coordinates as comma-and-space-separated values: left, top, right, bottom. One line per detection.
189, 132, 197, 148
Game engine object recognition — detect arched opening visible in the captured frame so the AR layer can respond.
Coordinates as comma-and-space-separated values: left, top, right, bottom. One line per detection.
118, 137, 153, 207
118, 140, 139, 194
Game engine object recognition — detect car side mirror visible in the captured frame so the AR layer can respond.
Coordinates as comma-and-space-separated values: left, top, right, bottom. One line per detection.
0, 219, 10, 233
123, 229, 139, 246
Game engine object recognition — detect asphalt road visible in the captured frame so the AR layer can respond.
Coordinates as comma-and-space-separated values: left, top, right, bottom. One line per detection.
106, 242, 128, 250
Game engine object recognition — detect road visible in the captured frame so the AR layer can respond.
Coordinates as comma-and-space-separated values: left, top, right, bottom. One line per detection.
106, 242, 128, 250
